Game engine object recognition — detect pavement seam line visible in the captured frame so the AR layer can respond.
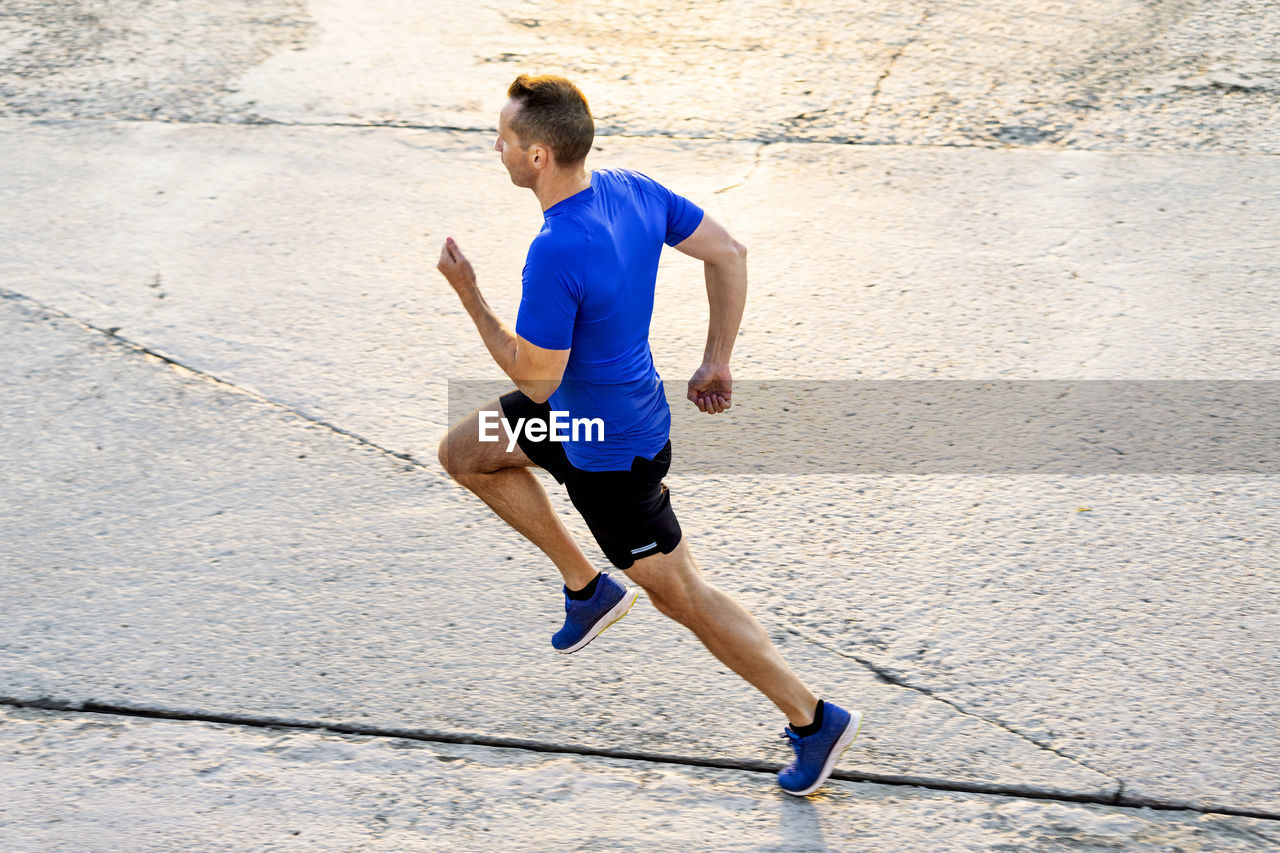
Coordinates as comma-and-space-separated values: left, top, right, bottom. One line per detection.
0, 287, 437, 473
15, 114, 1280, 157
4, 697, 1277, 822
782, 624, 1127, 793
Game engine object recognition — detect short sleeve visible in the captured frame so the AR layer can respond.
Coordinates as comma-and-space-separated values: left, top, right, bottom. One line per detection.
629, 170, 705, 247
515, 235, 580, 351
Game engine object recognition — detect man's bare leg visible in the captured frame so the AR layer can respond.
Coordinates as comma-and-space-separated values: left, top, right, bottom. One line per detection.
437, 399, 598, 591
624, 539, 820, 727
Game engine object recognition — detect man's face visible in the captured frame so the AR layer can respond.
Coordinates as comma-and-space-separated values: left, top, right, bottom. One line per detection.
495, 99, 535, 188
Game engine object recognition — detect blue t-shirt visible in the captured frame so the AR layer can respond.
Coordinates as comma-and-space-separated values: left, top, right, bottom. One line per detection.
515, 168, 704, 471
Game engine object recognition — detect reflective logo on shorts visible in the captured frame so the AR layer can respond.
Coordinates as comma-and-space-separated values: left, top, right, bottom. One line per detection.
630, 542, 658, 555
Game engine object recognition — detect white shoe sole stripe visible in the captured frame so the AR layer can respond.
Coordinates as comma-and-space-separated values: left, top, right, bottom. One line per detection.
556, 587, 639, 655
782, 709, 864, 797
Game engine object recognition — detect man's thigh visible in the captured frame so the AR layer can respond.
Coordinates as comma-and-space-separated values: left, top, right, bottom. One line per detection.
564, 441, 682, 568
440, 396, 536, 474
493, 389, 575, 482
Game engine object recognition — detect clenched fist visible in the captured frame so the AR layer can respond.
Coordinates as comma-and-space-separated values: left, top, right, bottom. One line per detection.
437, 237, 477, 293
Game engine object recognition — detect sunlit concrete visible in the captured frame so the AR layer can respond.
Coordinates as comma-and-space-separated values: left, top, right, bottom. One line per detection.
0, 296, 1114, 800
5, 0, 1276, 150
2, 0, 1278, 847
4, 708, 1276, 853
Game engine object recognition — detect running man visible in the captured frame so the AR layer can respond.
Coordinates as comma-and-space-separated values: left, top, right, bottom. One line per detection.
436, 74, 860, 795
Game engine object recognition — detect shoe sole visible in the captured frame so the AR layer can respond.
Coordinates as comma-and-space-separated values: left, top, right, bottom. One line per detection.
782, 709, 864, 797
556, 587, 639, 654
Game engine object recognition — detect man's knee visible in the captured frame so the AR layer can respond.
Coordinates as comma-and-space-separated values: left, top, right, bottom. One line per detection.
629, 556, 702, 623
437, 434, 453, 476
647, 586, 694, 622
438, 428, 476, 480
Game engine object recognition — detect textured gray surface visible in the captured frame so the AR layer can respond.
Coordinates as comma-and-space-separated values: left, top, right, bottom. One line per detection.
0, 295, 1112, 800
4, 0, 1278, 150
4, 707, 1279, 853
2, 121, 1276, 462
2, 0, 1278, 848
0, 0, 310, 121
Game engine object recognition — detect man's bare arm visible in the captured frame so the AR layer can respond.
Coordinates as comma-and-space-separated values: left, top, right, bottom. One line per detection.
672, 215, 747, 414
436, 237, 569, 403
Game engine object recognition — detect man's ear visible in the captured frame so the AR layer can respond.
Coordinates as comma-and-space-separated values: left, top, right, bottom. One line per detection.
529, 143, 549, 170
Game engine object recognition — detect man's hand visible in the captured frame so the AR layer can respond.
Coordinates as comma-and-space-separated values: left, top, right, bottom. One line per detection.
437, 237, 477, 293
688, 361, 732, 414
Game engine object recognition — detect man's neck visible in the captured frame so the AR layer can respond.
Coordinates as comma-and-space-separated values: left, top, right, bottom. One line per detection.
534, 166, 592, 212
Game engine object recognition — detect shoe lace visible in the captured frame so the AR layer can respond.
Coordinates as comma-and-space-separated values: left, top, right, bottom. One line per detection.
780, 729, 801, 756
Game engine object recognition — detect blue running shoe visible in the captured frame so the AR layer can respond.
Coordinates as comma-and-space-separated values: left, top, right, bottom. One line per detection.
778, 702, 863, 796
552, 573, 639, 654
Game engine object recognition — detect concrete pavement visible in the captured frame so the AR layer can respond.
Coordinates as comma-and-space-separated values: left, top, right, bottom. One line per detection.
6, 706, 1278, 852
2, 1, 1278, 850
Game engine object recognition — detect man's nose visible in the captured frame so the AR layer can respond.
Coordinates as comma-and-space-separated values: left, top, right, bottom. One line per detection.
494, 137, 502, 152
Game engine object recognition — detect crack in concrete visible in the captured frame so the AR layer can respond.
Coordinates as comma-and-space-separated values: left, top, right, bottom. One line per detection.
5, 385, 107, 454
859, 5, 934, 124
1045, 230, 1082, 254
1229, 822, 1280, 848
714, 142, 770, 194
4, 696, 1277, 821
782, 624, 1127, 795
0, 288, 435, 474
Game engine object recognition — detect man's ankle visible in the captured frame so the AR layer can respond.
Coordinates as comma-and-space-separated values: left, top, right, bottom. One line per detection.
788, 699, 825, 737
565, 572, 602, 601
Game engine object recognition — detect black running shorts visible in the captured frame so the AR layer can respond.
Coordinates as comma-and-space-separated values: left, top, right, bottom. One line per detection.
499, 390, 682, 569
